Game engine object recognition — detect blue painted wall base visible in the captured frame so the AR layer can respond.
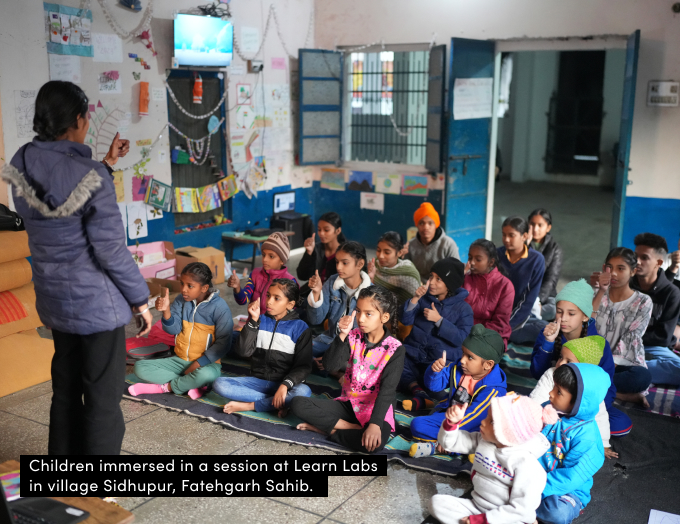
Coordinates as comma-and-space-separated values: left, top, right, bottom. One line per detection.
621, 196, 680, 250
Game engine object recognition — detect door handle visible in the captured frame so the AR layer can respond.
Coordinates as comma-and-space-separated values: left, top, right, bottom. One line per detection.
449, 155, 483, 175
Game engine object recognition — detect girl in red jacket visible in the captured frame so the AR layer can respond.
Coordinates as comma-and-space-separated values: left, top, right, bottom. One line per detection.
463, 239, 515, 348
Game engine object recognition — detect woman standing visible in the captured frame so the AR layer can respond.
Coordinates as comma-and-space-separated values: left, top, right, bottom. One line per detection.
0, 81, 152, 455
528, 208, 563, 321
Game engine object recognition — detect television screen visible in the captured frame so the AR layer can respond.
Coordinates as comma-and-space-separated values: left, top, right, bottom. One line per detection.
274, 192, 295, 214
174, 14, 233, 67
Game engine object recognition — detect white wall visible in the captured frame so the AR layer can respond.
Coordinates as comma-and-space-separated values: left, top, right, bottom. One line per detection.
314, 0, 680, 200
0, 0, 314, 205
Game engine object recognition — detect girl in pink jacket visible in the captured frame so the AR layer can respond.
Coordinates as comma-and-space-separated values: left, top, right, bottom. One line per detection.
464, 239, 515, 348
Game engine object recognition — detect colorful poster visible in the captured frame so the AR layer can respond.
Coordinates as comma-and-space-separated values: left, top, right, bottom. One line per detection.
348, 171, 374, 191
113, 170, 124, 202
174, 187, 200, 213
402, 174, 429, 197
237, 83, 252, 105
229, 130, 246, 163
126, 201, 148, 240
360, 192, 384, 212
44, 2, 93, 57
132, 175, 151, 202
374, 173, 401, 195
290, 166, 314, 189
217, 174, 239, 201
197, 184, 222, 212
320, 168, 346, 191
144, 178, 172, 212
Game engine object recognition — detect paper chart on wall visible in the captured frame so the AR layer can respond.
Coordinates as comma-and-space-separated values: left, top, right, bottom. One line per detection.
48, 54, 81, 84
271, 107, 290, 128
262, 128, 292, 153
453, 78, 493, 120
98, 72, 122, 94
290, 166, 315, 189
113, 170, 125, 202
264, 84, 290, 107
229, 130, 247, 163
428, 173, 445, 191
146, 205, 163, 220
374, 173, 401, 195
132, 175, 152, 202
14, 90, 37, 139
240, 27, 260, 54
360, 192, 384, 212
44, 2, 93, 57
262, 152, 292, 190
126, 201, 148, 240
92, 33, 123, 63
320, 168, 346, 191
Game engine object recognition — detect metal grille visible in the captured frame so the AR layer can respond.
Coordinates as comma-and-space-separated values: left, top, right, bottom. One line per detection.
168, 76, 225, 227
346, 51, 429, 164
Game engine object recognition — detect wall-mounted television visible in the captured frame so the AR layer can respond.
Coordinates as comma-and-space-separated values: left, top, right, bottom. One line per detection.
174, 14, 233, 67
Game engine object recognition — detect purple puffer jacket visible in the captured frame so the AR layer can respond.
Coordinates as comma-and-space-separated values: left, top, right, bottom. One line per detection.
0, 138, 149, 335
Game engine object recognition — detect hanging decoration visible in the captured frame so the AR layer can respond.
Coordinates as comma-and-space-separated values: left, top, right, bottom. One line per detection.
139, 81, 150, 116
168, 117, 225, 166
91, 0, 154, 38
118, 0, 141, 12
138, 29, 157, 57
164, 79, 229, 120
193, 74, 203, 105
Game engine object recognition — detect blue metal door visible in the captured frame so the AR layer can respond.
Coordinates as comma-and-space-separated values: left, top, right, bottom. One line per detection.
610, 30, 640, 248
444, 38, 495, 257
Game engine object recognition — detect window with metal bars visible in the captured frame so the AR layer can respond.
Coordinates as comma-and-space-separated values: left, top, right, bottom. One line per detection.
345, 50, 429, 165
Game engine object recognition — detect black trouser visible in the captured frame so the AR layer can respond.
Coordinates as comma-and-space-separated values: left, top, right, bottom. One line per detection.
290, 397, 392, 453
49, 326, 126, 455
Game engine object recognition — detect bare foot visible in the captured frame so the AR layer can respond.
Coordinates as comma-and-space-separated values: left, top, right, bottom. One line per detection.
616, 392, 650, 409
604, 447, 619, 459
296, 422, 326, 435
223, 401, 255, 414
277, 408, 289, 419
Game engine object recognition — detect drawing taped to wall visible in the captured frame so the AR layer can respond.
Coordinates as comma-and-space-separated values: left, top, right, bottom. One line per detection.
320, 168, 346, 191
14, 90, 37, 139
401, 174, 429, 197
348, 171, 374, 191
86, 100, 125, 159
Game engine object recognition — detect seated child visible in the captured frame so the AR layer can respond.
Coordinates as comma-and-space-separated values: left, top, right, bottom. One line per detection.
227, 232, 297, 315
129, 262, 232, 399
429, 393, 556, 524
463, 238, 515, 348
399, 257, 474, 411
290, 286, 404, 453
213, 279, 312, 416
307, 241, 372, 367
409, 324, 507, 458
536, 363, 609, 524
367, 231, 421, 308
531, 336, 614, 456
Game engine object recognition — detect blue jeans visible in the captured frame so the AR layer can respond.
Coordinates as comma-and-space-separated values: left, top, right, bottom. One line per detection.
510, 317, 548, 346
537, 493, 583, 524
312, 333, 335, 358
645, 345, 680, 386
212, 376, 311, 412
613, 364, 652, 393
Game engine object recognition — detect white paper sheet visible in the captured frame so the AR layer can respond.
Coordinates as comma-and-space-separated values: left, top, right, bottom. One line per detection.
240, 27, 260, 54
92, 33, 123, 62
146, 204, 163, 220
290, 166, 314, 189
152, 87, 166, 101
649, 510, 680, 524
98, 73, 121, 94
127, 201, 148, 239
14, 90, 37, 139
229, 129, 247, 163
264, 84, 290, 107
262, 127, 292, 152
453, 77, 493, 120
360, 192, 384, 212
49, 54, 81, 83
229, 63, 246, 76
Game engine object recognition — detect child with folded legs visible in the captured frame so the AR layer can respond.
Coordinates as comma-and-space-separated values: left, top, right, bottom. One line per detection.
429, 393, 556, 524
409, 324, 507, 458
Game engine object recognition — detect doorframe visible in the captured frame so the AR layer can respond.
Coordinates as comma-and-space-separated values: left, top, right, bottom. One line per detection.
485, 36, 630, 241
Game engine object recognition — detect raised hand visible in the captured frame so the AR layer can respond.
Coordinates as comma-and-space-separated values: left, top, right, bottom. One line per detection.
411, 277, 430, 304
367, 257, 376, 281
338, 310, 356, 338
431, 350, 447, 373
105, 132, 130, 165
543, 313, 562, 343
598, 266, 611, 291
670, 250, 680, 274
309, 269, 323, 301
227, 269, 241, 292
423, 302, 442, 323
155, 287, 170, 311
445, 401, 468, 425
464, 261, 471, 275
248, 297, 261, 322
304, 232, 316, 255
590, 270, 602, 289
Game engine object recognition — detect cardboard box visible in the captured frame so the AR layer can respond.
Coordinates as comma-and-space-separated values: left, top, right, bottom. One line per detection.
0, 332, 54, 397
146, 278, 183, 309
127, 241, 177, 280
175, 246, 225, 284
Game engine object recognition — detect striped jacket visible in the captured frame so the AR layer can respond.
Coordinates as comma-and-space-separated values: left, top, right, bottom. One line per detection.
235, 310, 312, 390
424, 359, 507, 433
162, 289, 233, 366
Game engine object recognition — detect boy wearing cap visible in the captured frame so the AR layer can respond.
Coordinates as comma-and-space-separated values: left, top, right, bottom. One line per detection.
405, 202, 460, 282
429, 392, 556, 524
227, 232, 297, 315
400, 258, 474, 411
409, 324, 508, 457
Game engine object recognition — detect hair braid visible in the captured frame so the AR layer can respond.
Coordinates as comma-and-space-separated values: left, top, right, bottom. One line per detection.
553, 320, 589, 361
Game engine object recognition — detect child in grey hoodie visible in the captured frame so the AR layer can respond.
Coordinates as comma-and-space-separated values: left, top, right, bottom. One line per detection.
429, 393, 557, 524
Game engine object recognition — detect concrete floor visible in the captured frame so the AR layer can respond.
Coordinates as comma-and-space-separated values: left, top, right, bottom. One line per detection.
0, 181, 605, 523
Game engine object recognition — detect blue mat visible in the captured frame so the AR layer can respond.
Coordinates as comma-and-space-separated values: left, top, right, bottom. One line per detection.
124, 355, 471, 477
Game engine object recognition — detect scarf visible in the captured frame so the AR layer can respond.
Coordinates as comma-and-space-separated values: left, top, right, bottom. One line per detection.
374, 259, 422, 306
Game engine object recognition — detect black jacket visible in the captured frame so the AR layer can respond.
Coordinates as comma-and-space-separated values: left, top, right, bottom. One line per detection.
296, 242, 338, 282
235, 310, 312, 390
631, 268, 680, 348
533, 233, 563, 302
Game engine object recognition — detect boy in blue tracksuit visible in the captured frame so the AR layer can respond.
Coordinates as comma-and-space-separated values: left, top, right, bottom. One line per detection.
399, 258, 474, 411
408, 324, 507, 458
537, 363, 609, 524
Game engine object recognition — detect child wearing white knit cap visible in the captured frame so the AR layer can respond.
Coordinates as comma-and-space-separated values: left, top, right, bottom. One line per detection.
429, 393, 557, 524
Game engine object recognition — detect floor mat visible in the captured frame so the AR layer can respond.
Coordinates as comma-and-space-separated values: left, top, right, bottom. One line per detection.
582, 404, 680, 522
124, 355, 471, 477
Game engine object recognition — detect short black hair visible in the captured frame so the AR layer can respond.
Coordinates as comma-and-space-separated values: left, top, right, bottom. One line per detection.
181, 262, 213, 290
634, 233, 668, 256
270, 278, 299, 304
33, 81, 89, 142
377, 231, 404, 252
501, 215, 529, 235
554, 364, 578, 400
